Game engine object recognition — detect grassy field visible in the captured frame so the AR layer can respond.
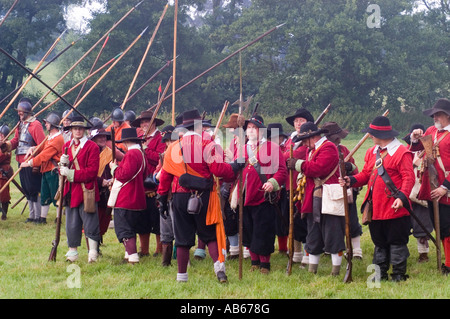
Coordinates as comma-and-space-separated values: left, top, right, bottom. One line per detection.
0, 133, 448, 301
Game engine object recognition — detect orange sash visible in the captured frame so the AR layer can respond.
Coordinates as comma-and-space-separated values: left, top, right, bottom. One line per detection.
98, 146, 113, 177
162, 141, 227, 262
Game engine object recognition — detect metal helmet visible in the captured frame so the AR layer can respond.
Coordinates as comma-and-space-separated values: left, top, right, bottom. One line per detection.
111, 108, 124, 122
124, 110, 136, 122
0, 124, 10, 136
89, 117, 105, 130
62, 109, 74, 122
43, 112, 61, 129
15, 99, 33, 113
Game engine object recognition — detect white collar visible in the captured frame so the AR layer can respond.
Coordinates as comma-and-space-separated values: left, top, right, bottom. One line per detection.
148, 128, 159, 137
246, 137, 266, 146
441, 124, 450, 132
128, 144, 141, 151
315, 136, 328, 149
183, 131, 202, 138
48, 131, 61, 140
70, 135, 88, 149
373, 138, 402, 156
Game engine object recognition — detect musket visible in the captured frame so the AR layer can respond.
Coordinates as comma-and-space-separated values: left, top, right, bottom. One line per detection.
120, 4, 169, 112
111, 127, 116, 163
345, 109, 389, 162
0, 36, 81, 106
148, 23, 285, 112
0, 0, 20, 28
420, 134, 442, 271
286, 144, 294, 275
143, 76, 173, 140
338, 145, 353, 283
0, 29, 66, 120
30, 1, 142, 112
11, 194, 26, 210
48, 147, 68, 262
314, 103, 331, 126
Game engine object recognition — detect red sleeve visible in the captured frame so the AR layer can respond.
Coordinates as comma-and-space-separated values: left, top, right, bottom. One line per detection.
30, 121, 46, 145
157, 169, 174, 196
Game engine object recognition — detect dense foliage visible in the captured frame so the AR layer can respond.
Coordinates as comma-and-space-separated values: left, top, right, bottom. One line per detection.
0, 0, 448, 131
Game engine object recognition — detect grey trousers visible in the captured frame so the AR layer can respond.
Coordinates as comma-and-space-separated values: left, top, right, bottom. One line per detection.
65, 203, 101, 247
160, 200, 175, 243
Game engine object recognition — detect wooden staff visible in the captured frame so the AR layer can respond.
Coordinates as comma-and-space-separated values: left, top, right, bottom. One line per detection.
63, 26, 149, 120
172, 0, 178, 126
238, 52, 245, 280
121, 4, 169, 112
0, 0, 20, 28
143, 76, 173, 140
345, 109, 390, 162
30, 1, 142, 112
1, 53, 120, 142
148, 23, 285, 112
0, 29, 66, 120
286, 144, 294, 275
212, 100, 230, 140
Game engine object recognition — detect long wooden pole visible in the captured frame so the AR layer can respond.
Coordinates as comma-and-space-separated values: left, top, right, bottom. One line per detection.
0, 0, 19, 28
171, 0, 178, 125
0, 29, 66, 119
286, 145, 294, 275
121, 4, 169, 111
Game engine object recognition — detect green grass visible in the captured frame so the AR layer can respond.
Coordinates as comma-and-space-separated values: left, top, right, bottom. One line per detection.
0, 134, 449, 299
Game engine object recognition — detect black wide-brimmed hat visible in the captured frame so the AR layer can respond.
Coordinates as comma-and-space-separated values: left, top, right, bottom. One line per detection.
161, 125, 176, 142
131, 110, 164, 127
244, 114, 265, 130
403, 123, 425, 145
89, 127, 111, 140
423, 98, 450, 117
179, 109, 202, 129
285, 108, 314, 127
362, 116, 399, 139
322, 121, 349, 143
115, 127, 145, 143
63, 115, 92, 131
266, 123, 288, 139
292, 122, 328, 142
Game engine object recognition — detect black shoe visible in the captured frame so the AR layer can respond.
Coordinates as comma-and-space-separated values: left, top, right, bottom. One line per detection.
390, 274, 409, 282
38, 217, 47, 224
217, 271, 228, 283
442, 264, 450, 276
25, 218, 36, 223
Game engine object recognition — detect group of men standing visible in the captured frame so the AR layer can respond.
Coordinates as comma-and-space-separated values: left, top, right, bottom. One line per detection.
0, 96, 449, 283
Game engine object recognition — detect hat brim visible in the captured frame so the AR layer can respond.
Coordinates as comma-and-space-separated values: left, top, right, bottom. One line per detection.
292, 128, 328, 142
115, 136, 145, 143
326, 128, 349, 141
361, 127, 399, 139
243, 119, 265, 130
63, 123, 91, 131
131, 117, 165, 128
423, 107, 450, 117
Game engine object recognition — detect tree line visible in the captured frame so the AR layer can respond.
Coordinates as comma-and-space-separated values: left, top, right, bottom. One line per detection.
0, 0, 448, 132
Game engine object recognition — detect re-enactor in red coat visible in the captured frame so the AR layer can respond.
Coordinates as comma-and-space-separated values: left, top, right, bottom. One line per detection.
232, 115, 287, 274
157, 109, 236, 283
287, 122, 345, 276
59, 116, 101, 264
340, 116, 415, 281
132, 110, 166, 257
410, 98, 450, 275
109, 128, 150, 264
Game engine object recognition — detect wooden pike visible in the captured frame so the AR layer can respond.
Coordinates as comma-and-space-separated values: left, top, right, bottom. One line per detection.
0, 0, 20, 28
171, 0, 178, 126
0, 29, 66, 120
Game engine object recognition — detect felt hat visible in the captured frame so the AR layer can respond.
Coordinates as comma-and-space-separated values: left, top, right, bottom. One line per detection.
292, 122, 328, 142
115, 127, 145, 143
423, 98, 450, 117
179, 109, 202, 129
361, 116, 399, 139
222, 113, 239, 129
285, 108, 314, 127
244, 114, 265, 130
63, 115, 92, 130
266, 123, 288, 139
131, 110, 164, 127
322, 121, 349, 143
161, 125, 176, 142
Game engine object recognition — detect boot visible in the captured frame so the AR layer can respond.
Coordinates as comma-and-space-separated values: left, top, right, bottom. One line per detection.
161, 242, 173, 267
390, 244, 410, 282
38, 205, 50, 224
1, 202, 8, 220
88, 238, 99, 263
373, 246, 390, 281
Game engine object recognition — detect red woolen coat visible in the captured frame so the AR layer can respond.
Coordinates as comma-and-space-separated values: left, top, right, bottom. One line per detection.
158, 132, 235, 195
299, 139, 340, 214
417, 126, 450, 205
113, 146, 150, 210
351, 143, 415, 220
63, 138, 100, 208
239, 140, 287, 206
